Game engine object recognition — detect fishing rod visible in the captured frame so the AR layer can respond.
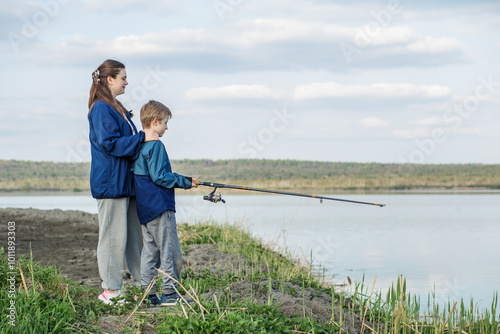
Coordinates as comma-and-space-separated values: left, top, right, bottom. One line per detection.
198, 181, 386, 207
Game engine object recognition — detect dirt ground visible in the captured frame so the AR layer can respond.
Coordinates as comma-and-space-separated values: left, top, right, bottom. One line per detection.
0, 207, 376, 333
0, 207, 102, 286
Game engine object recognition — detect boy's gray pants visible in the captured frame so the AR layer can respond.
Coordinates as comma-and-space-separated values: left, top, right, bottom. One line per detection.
140, 210, 182, 295
96, 197, 142, 291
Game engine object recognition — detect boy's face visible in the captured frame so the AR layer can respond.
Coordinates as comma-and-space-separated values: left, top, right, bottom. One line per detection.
151, 117, 168, 137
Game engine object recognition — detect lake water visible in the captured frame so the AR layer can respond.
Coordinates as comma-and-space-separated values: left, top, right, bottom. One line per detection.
1, 191, 499, 313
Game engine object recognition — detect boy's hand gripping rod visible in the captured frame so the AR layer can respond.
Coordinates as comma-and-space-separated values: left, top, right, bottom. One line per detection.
198, 181, 386, 207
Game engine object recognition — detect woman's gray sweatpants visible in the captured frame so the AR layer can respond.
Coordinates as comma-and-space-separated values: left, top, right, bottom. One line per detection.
140, 210, 182, 295
96, 197, 142, 291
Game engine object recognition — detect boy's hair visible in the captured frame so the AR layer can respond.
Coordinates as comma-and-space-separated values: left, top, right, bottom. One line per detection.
140, 100, 172, 128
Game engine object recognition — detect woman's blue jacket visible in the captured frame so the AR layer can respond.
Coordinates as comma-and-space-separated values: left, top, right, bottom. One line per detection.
88, 100, 145, 199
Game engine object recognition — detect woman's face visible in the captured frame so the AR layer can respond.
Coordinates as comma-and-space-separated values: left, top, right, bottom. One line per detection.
107, 68, 128, 98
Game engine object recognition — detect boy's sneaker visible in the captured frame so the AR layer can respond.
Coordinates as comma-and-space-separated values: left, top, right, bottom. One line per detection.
145, 293, 161, 306
98, 289, 125, 305
160, 292, 194, 306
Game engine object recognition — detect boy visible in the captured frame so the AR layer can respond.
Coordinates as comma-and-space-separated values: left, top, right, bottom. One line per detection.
132, 100, 198, 306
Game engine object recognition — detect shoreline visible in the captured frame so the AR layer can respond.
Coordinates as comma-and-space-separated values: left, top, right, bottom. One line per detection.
0, 207, 370, 333
1, 207, 498, 333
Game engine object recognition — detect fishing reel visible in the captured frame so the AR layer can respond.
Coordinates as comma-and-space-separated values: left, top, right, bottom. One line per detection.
203, 187, 226, 203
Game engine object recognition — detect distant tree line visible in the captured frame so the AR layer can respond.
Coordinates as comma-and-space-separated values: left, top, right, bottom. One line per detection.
1, 159, 499, 192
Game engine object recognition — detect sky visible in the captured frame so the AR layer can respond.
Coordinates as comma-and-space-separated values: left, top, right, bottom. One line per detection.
1, 0, 500, 164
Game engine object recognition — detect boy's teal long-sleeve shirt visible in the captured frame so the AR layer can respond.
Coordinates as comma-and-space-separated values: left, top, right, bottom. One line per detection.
132, 141, 192, 224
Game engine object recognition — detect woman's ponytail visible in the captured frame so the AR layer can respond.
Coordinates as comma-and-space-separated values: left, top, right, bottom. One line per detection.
88, 59, 128, 118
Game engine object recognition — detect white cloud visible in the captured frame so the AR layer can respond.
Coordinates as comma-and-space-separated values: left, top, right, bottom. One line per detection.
0, 1, 42, 17
412, 117, 448, 126
360, 117, 390, 128
19, 15, 469, 71
292, 82, 451, 100
403, 36, 465, 53
175, 108, 225, 116
352, 25, 416, 46
393, 126, 482, 139
51, 19, 351, 60
61, 21, 463, 57
19, 18, 318, 55
53, 31, 210, 58
81, 0, 175, 12
447, 127, 482, 135
185, 85, 286, 101
233, 18, 351, 45
83, 0, 144, 8
392, 128, 432, 139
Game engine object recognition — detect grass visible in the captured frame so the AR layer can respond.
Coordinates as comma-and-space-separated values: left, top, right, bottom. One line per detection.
1, 221, 499, 333
155, 302, 334, 333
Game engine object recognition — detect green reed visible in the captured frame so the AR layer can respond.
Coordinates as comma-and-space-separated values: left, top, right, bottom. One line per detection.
346, 274, 499, 334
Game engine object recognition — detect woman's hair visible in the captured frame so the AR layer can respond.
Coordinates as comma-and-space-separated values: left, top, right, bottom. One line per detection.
88, 59, 129, 117
140, 100, 172, 129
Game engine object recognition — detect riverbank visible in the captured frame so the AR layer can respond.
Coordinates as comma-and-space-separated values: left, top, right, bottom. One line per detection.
0, 207, 370, 333
0, 208, 498, 333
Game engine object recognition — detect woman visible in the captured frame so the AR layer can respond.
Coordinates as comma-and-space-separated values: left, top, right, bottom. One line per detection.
88, 59, 158, 304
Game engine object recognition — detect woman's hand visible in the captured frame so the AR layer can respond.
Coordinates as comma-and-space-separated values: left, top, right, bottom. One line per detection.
144, 129, 159, 142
